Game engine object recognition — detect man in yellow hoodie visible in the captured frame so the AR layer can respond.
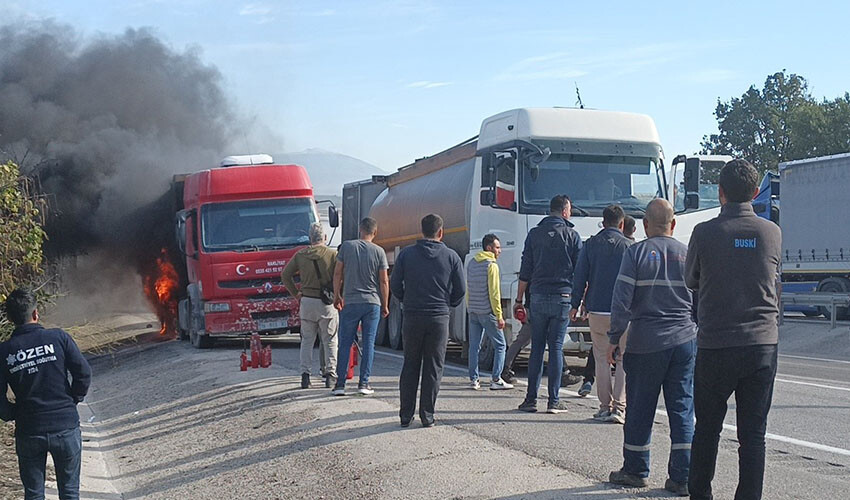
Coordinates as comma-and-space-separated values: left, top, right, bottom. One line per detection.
467, 234, 513, 390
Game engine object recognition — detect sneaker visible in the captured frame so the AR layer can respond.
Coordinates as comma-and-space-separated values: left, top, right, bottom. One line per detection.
578, 380, 593, 397
593, 409, 612, 421
518, 399, 538, 413
301, 373, 311, 389
664, 478, 689, 497
501, 370, 518, 384
547, 401, 569, 414
469, 379, 481, 390
490, 378, 514, 390
357, 383, 375, 396
560, 373, 582, 387
421, 417, 436, 428
610, 408, 626, 425
609, 469, 648, 488
400, 418, 413, 428
324, 374, 337, 389
331, 385, 346, 396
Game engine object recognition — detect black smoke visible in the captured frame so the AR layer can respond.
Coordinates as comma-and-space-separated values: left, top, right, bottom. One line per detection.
0, 21, 268, 321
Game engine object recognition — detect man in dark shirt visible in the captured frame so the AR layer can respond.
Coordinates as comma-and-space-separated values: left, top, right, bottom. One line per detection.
391, 214, 465, 427
1, 289, 92, 500
514, 195, 582, 414
686, 159, 782, 500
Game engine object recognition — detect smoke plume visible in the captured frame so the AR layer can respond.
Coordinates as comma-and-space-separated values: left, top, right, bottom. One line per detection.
0, 21, 268, 325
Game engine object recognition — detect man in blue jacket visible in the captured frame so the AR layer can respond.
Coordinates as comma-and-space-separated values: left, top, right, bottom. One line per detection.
514, 195, 582, 414
570, 204, 632, 424
1, 288, 92, 500
391, 214, 466, 428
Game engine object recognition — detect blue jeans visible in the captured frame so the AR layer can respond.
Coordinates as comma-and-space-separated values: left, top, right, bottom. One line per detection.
467, 312, 507, 382
525, 293, 570, 406
335, 302, 381, 386
16, 426, 82, 500
622, 339, 696, 483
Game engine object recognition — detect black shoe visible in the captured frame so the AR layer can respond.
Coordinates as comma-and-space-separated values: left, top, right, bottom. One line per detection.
518, 399, 538, 413
664, 478, 689, 496
609, 469, 648, 488
421, 418, 436, 428
301, 373, 311, 389
561, 372, 582, 387
400, 417, 413, 428
501, 370, 518, 385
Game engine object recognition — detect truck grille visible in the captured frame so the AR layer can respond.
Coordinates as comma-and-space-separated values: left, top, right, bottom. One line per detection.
219, 277, 286, 289
251, 311, 290, 320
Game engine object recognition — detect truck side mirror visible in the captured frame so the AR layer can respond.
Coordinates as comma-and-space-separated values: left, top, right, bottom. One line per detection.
328, 205, 340, 228
175, 209, 198, 259
683, 157, 701, 210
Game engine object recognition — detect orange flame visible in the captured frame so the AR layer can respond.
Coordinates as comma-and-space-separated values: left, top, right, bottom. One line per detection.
143, 248, 180, 336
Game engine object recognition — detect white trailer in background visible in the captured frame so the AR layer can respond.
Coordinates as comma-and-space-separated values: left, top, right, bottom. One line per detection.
343, 107, 726, 366
779, 153, 850, 320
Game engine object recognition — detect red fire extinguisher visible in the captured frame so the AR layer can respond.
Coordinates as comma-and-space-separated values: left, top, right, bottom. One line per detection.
260, 345, 272, 368
240, 351, 249, 371
250, 333, 261, 369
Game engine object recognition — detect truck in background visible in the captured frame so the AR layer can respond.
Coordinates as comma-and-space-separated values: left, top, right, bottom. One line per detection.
344, 107, 727, 367
173, 154, 339, 348
779, 153, 850, 320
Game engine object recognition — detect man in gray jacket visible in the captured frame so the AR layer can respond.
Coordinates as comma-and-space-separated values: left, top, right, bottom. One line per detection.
607, 199, 697, 496
686, 159, 782, 500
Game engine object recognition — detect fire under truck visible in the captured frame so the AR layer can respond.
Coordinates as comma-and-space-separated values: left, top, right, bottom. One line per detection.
173, 154, 338, 348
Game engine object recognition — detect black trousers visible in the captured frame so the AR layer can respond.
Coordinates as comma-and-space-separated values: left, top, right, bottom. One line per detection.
689, 344, 778, 500
399, 314, 450, 423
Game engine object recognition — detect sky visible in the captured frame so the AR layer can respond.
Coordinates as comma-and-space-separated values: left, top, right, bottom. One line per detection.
4, 0, 850, 172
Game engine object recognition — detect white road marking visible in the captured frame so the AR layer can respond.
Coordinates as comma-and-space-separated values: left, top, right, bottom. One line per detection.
376, 348, 850, 458
779, 354, 850, 365
774, 378, 850, 392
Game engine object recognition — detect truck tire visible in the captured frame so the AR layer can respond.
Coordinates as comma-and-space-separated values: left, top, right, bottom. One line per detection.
190, 329, 214, 349
816, 277, 850, 321
388, 297, 403, 351
177, 299, 190, 341
375, 315, 389, 347
188, 295, 213, 349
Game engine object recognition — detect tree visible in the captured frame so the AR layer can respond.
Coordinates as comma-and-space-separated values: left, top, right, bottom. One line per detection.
700, 71, 850, 181
0, 161, 48, 340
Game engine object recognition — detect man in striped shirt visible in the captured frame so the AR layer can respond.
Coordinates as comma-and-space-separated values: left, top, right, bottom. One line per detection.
606, 199, 697, 497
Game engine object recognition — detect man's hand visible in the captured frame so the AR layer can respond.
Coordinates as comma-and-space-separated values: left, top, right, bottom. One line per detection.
497, 318, 506, 330
568, 307, 579, 322
606, 342, 618, 365
334, 296, 344, 311
381, 305, 390, 318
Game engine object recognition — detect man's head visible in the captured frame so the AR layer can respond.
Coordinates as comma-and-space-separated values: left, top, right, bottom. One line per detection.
602, 204, 625, 230
482, 233, 501, 258
718, 159, 760, 204
4, 288, 38, 326
643, 199, 676, 237
421, 213, 444, 240
623, 215, 636, 239
549, 195, 571, 219
359, 217, 378, 240
309, 222, 326, 245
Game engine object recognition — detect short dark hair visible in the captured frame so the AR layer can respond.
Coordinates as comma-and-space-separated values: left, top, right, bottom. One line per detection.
719, 159, 759, 203
359, 217, 378, 235
421, 213, 443, 238
4, 288, 37, 326
482, 233, 499, 251
549, 195, 570, 213
602, 204, 625, 228
623, 215, 636, 236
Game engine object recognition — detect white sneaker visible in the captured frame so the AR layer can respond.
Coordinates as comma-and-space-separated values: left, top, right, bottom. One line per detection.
593, 409, 611, 421
610, 408, 626, 425
470, 379, 481, 390
490, 378, 514, 390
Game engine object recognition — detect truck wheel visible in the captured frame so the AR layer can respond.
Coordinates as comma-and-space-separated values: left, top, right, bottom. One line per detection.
816, 277, 850, 320
188, 296, 213, 348
375, 315, 389, 347
388, 297, 403, 351
190, 330, 213, 348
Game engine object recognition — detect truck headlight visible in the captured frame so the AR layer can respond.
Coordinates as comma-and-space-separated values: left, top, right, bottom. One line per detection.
204, 302, 231, 313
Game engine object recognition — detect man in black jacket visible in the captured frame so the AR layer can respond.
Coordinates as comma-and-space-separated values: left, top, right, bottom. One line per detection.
1, 289, 92, 500
514, 195, 582, 414
391, 214, 465, 427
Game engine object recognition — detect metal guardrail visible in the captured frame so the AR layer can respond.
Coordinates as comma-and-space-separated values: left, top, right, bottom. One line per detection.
780, 292, 850, 329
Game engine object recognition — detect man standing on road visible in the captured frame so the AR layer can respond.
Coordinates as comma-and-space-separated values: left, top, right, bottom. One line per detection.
607, 199, 697, 496
466, 234, 513, 391
391, 214, 465, 428
570, 204, 632, 423
331, 217, 390, 396
515, 195, 582, 414
282, 223, 339, 389
1, 289, 92, 500
686, 159, 782, 500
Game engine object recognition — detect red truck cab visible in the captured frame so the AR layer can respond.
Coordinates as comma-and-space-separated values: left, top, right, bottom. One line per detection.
174, 154, 336, 348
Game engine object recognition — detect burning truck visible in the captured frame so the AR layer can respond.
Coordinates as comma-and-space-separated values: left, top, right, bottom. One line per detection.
169, 154, 338, 348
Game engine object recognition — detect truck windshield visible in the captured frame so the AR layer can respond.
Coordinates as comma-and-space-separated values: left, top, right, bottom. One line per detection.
201, 198, 316, 252
521, 154, 663, 216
